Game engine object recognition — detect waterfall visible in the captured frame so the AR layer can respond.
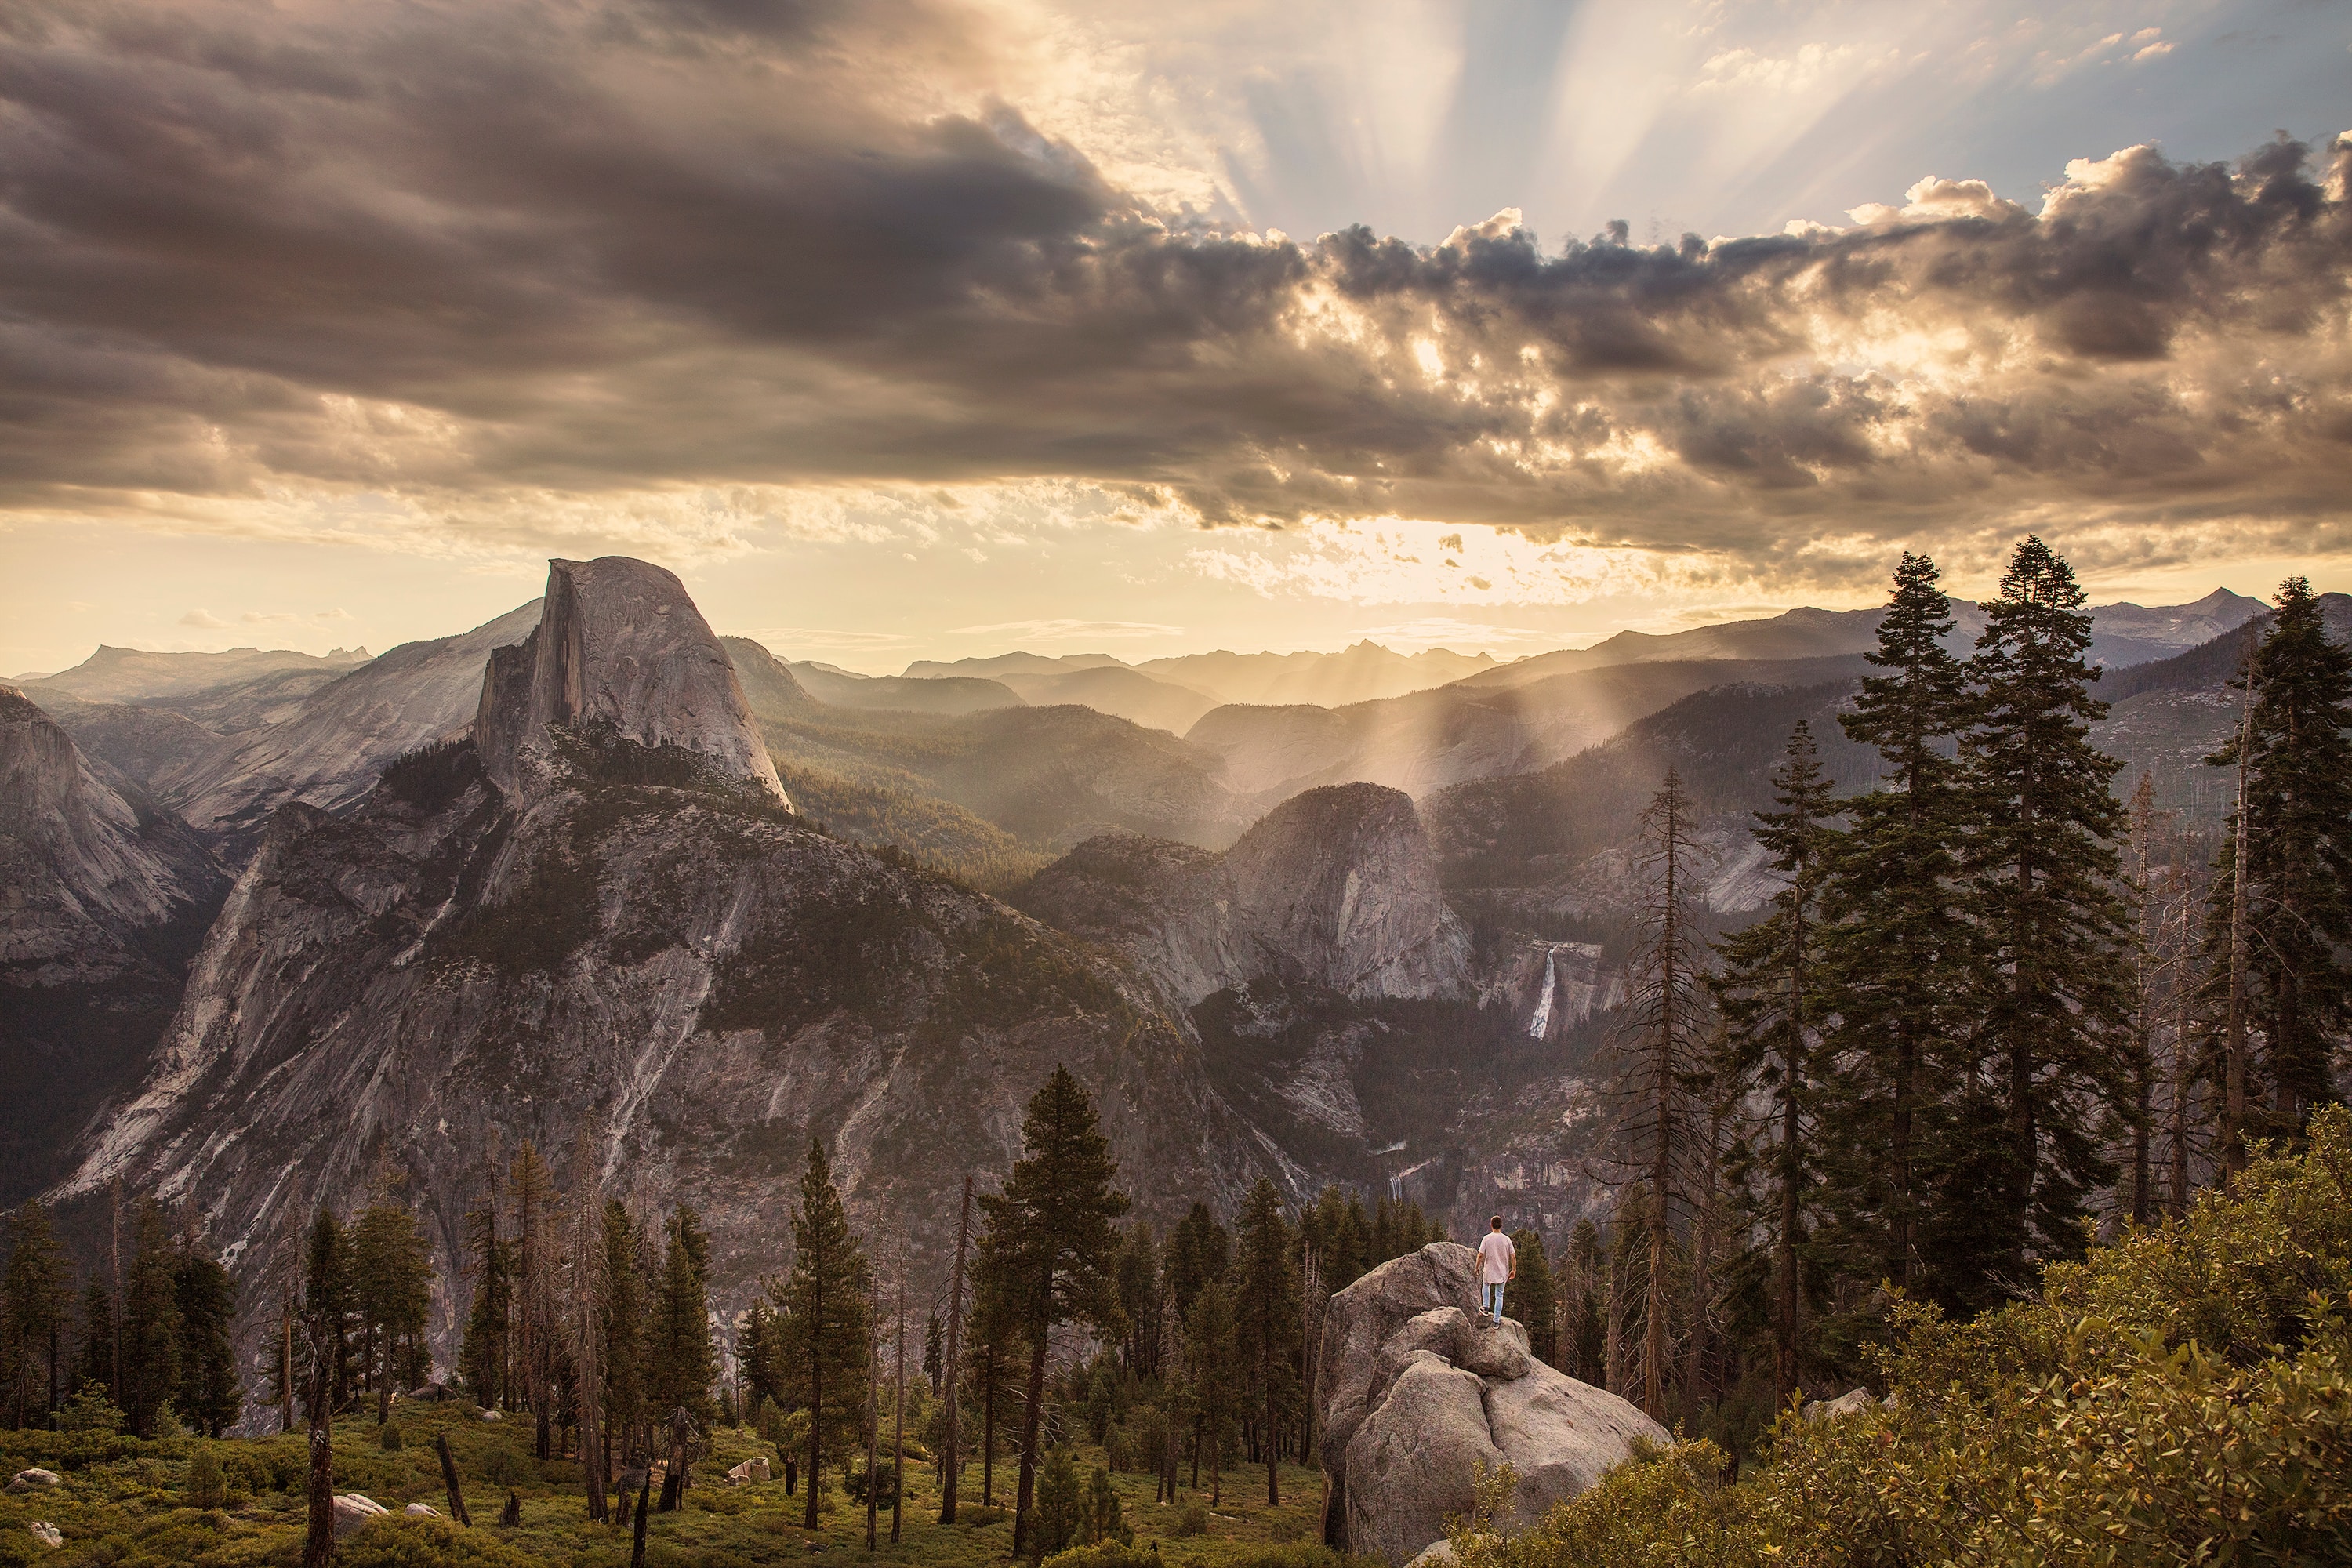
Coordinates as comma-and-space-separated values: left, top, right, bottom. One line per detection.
1527, 945, 1559, 1039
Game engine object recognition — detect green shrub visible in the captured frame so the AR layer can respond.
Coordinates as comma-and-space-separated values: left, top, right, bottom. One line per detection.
1032, 1450, 1083, 1560
1044, 1546, 1163, 1568
1479, 1105, 2352, 1568
962, 1504, 1010, 1526
58, 1386, 125, 1433
378, 1419, 405, 1451
1083, 1465, 1131, 1547
185, 1443, 227, 1508
337, 1514, 543, 1566
1175, 1501, 1208, 1537
478, 1443, 529, 1488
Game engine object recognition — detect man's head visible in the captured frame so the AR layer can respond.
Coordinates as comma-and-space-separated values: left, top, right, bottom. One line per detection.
1490, 1216, 1504, 1232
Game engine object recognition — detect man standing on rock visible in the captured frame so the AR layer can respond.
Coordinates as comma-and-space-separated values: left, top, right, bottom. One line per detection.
1478, 1217, 1515, 1324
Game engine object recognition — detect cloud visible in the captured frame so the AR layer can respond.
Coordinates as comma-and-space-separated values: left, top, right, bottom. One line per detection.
178, 609, 228, 628
0, 0, 2347, 604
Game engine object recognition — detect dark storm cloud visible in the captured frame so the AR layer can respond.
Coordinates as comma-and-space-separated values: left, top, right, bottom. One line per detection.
0, 0, 2347, 580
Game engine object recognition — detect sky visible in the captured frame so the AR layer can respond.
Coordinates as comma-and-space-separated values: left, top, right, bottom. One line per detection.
1, 0, 2347, 676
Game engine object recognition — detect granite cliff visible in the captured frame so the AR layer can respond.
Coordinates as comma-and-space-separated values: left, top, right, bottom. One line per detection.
1017, 782, 1472, 1008
1, 687, 227, 1200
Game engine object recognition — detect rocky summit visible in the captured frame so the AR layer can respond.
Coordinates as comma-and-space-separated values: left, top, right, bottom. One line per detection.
474, 557, 786, 804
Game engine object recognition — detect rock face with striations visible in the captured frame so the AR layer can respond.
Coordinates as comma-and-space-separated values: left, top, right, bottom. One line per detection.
59, 557, 1253, 1422
474, 557, 784, 804
1018, 782, 1470, 1007
1, 688, 227, 1200
1316, 1243, 1667, 1565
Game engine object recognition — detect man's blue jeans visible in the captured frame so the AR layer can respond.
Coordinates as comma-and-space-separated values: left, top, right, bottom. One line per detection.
1483, 1282, 1505, 1322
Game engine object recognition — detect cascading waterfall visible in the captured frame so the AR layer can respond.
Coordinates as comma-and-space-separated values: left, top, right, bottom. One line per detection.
1527, 944, 1559, 1039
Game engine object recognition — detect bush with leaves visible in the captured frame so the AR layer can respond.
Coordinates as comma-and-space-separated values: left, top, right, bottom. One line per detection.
1470, 1107, 2352, 1568
183, 1443, 227, 1508
1031, 1448, 1085, 1560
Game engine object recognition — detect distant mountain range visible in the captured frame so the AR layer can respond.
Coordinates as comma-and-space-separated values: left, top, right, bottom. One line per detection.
4, 566, 2336, 1384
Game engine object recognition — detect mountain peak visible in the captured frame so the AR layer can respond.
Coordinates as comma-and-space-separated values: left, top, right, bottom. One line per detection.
472, 557, 786, 804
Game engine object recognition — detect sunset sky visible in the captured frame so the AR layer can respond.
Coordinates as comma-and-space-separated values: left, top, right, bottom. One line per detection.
2, 0, 2347, 674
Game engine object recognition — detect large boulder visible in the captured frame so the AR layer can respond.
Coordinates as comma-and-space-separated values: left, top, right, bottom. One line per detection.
6, 1469, 61, 1493
1316, 1242, 1668, 1564
332, 1494, 389, 1538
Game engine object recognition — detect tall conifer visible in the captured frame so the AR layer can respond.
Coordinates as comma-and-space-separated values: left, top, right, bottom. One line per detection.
2211, 575, 2352, 1133
2, 1202, 69, 1427
1709, 720, 1836, 1403
1964, 535, 2132, 1290
775, 1139, 870, 1530
120, 1200, 181, 1436
978, 1066, 1130, 1557
173, 1240, 240, 1437
1231, 1180, 1298, 1505
1817, 552, 1975, 1305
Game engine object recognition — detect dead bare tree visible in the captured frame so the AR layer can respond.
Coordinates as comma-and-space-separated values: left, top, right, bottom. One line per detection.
1607, 769, 1711, 1421
564, 1130, 609, 1521
939, 1176, 971, 1524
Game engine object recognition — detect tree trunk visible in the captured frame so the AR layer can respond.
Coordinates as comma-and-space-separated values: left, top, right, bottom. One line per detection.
981, 1343, 997, 1507
940, 1177, 971, 1524
281, 1302, 296, 1434
891, 1270, 906, 1545
1011, 1327, 1048, 1558
437, 1432, 474, 1526
865, 1275, 882, 1553
1642, 782, 1679, 1421
303, 1319, 336, 1568
803, 1268, 826, 1531
2223, 670, 2256, 1185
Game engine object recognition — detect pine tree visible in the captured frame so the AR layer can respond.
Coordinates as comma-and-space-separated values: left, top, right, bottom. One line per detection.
1232, 1179, 1298, 1505
1114, 1222, 1160, 1376
459, 1192, 510, 1410
1507, 1229, 1559, 1367
351, 1205, 434, 1424
1163, 1203, 1228, 1323
649, 1208, 717, 1425
1185, 1281, 1238, 1505
774, 1139, 870, 1530
1817, 551, 1976, 1307
2212, 575, 2352, 1134
738, 1296, 779, 1418
1613, 768, 1710, 1421
962, 1235, 1025, 1508
120, 1200, 182, 1437
74, 1279, 114, 1399
172, 1240, 241, 1437
977, 1066, 1131, 1558
1708, 720, 1836, 1403
300, 1208, 354, 1418
1965, 535, 2132, 1290
2, 1201, 70, 1427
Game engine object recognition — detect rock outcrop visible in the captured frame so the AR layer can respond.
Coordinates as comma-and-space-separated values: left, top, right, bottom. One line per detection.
1019, 783, 1471, 1007
1316, 1243, 1666, 1565
1, 688, 227, 1201
475, 558, 784, 804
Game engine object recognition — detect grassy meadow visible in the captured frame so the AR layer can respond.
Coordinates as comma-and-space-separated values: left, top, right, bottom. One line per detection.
0, 1399, 1334, 1568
